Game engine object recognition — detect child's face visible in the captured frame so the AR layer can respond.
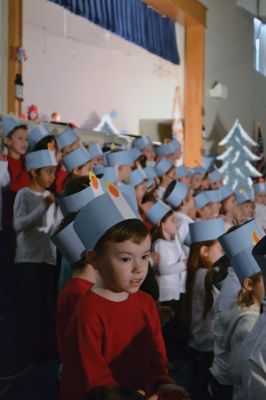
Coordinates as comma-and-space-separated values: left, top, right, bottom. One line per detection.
223, 194, 236, 212
198, 203, 213, 220
210, 201, 222, 217
207, 241, 224, 264
201, 177, 209, 190
96, 236, 151, 294
179, 175, 190, 186
143, 146, 155, 161
118, 164, 132, 182
190, 173, 202, 191
34, 166, 56, 189
255, 193, 266, 205
162, 213, 179, 238
240, 201, 255, 220
75, 160, 94, 176
5, 128, 28, 157
162, 167, 176, 186
135, 181, 147, 205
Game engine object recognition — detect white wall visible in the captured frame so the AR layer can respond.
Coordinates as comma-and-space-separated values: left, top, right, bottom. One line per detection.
201, 0, 255, 151
0, 0, 8, 114
23, 0, 184, 136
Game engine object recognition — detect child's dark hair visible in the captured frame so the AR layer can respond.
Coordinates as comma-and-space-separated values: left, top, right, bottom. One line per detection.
151, 209, 175, 242
163, 181, 190, 212
60, 175, 91, 197
237, 271, 263, 307
6, 124, 27, 138
86, 386, 145, 400
33, 135, 56, 151
94, 219, 150, 254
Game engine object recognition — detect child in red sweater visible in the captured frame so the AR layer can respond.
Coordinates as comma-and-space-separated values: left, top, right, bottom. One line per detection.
60, 188, 172, 400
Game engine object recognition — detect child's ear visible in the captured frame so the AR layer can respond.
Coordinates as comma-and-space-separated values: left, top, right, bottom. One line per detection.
72, 167, 80, 176
4, 137, 11, 146
199, 245, 208, 258
85, 250, 98, 269
242, 277, 253, 292
30, 168, 37, 178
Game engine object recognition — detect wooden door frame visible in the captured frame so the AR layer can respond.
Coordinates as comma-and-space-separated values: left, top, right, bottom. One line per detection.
144, 0, 207, 167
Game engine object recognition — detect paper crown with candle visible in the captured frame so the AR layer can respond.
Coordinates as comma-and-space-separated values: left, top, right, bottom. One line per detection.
89, 143, 103, 158
74, 186, 141, 250
155, 144, 174, 157
25, 149, 57, 171
106, 149, 134, 167
176, 165, 188, 178
51, 221, 85, 264
146, 201, 171, 225
252, 235, 266, 279
1, 116, 26, 137
204, 190, 222, 203
62, 145, 92, 173
254, 182, 266, 194
129, 168, 147, 187
57, 173, 105, 216
133, 136, 153, 151
93, 166, 117, 182
154, 159, 174, 177
189, 218, 225, 243
164, 182, 188, 208
131, 148, 142, 161
194, 192, 210, 209
209, 170, 223, 184
28, 125, 51, 150
219, 219, 264, 283
220, 185, 234, 200
56, 128, 78, 150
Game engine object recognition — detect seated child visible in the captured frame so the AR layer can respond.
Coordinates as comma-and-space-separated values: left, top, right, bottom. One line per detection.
14, 149, 62, 362
219, 186, 238, 230
60, 188, 172, 399
106, 149, 134, 183
236, 190, 255, 224
194, 192, 213, 220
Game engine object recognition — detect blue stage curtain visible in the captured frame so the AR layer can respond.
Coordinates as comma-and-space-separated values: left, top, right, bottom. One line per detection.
49, 0, 179, 64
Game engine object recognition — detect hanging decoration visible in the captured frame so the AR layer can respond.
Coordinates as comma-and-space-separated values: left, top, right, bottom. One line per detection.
15, 74, 24, 101
10, 46, 28, 63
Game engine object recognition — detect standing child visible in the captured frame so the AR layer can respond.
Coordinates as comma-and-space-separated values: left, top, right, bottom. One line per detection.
61, 189, 173, 399
183, 218, 225, 400
14, 149, 61, 362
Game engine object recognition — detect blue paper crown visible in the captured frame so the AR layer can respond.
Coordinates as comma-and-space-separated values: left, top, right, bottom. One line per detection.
219, 219, 264, 265
189, 167, 206, 177
220, 185, 234, 200
144, 166, 157, 179
170, 138, 181, 151
56, 128, 78, 150
209, 170, 222, 184
93, 166, 117, 182
155, 159, 174, 177
51, 221, 85, 264
189, 218, 225, 243
106, 149, 134, 167
74, 192, 140, 250
176, 165, 188, 178
236, 190, 254, 205
146, 201, 171, 225
133, 136, 153, 150
129, 168, 147, 187
155, 144, 174, 157
254, 182, 266, 194
252, 235, 266, 276
194, 192, 210, 209
1, 116, 26, 137
62, 145, 92, 172
203, 156, 215, 171
26, 150, 57, 171
164, 182, 188, 208
118, 183, 138, 212
231, 247, 261, 283
204, 190, 222, 203
131, 148, 142, 161
89, 143, 103, 158
57, 176, 106, 216
28, 125, 51, 150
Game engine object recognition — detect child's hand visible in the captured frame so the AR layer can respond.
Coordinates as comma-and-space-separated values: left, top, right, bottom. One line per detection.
150, 252, 160, 266
43, 194, 55, 206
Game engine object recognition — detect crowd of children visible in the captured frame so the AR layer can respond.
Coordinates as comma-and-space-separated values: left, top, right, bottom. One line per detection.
1, 115, 266, 400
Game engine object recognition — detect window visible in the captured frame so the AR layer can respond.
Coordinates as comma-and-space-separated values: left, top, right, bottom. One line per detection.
254, 17, 266, 76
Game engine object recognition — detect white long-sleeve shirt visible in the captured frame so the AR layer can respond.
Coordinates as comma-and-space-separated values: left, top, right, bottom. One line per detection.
14, 187, 62, 265
0, 161, 10, 231
153, 238, 186, 302
175, 211, 193, 256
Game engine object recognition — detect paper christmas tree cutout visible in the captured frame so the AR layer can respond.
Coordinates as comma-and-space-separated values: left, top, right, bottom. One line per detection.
217, 119, 262, 191
94, 110, 120, 135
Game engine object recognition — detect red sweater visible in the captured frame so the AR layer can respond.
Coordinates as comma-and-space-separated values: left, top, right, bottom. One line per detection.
61, 290, 168, 400
53, 167, 68, 194
56, 278, 93, 359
